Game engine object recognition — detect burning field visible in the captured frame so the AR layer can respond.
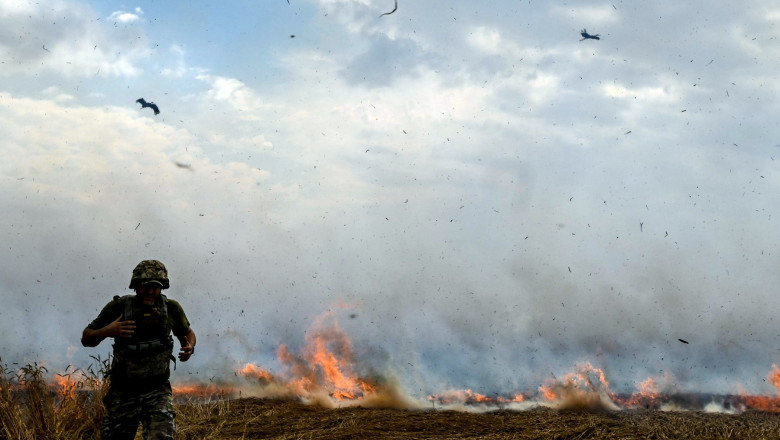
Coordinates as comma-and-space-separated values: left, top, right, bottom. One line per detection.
171, 313, 780, 414
174, 398, 780, 440
5, 312, 780, 439
169, 332, 780, 439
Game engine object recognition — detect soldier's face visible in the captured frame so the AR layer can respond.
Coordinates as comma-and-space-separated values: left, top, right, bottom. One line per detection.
136, 284, 162, 305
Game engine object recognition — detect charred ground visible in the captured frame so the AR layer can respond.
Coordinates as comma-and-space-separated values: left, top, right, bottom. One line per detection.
175, 397, 780, 440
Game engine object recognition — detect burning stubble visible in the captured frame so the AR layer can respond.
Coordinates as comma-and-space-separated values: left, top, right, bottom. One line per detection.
162, 311, 780, 414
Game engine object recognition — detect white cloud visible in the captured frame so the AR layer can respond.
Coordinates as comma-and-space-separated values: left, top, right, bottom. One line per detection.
196, 74, 274, 116
161, 44, 188, 78
0, 1, 149, 77
764, 9, 780, 21
602, 83, 673, 101
41, 86, 60, 96
203, 75, 245, 102
526, 72, 562, 104
108, 8, 143, 23
467, 26, 503, 54
550, 4, 618, 25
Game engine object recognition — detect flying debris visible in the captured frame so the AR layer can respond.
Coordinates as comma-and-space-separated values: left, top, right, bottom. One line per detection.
380, 0, 398, 17
678, 338, 689, 344
136, 98, 160, 115
580, 29, 600, 41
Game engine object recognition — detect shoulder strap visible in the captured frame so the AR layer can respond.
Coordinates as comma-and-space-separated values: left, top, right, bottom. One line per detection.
159, 294, 176, 371
123, 295, 134, 320
160, 294, 168, 319
161, 295, 174, 336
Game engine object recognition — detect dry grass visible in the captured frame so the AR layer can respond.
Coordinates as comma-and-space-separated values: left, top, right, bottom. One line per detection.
175, 397, 780, 440
3, 360, 780, 440
0, 357, 109, 440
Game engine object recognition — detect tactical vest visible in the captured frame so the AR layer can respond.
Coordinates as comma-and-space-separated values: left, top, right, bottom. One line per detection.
110, 294, 175, 386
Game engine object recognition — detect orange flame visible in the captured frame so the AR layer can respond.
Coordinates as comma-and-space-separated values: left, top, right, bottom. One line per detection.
235, 312, 377, 402
50, 369, 103, 401
428, 389, 490, 404
538, 362, 619, 410
277, 313, 376, 400
503, 393, 526, 403
737, 365, 780, 412
769, 364, 780, 391
540, 385, 558, 401
427, 389, 525, 405
237, 363, 274, 383
172, 382, 236, 400
619, 377, 661, 409
52, 374, 79, 400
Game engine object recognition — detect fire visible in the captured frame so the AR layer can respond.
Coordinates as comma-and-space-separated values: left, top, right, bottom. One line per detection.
740, 395, 780, 412
234, 312, 379, 403
495, 393, 525, 404
172, 382, 236, 400
52, 374, 79, 400
540, 386, 557, 401
538, 362, 619, 410
619, 377, 662, 409
276, 312, 376, 400
237, 363, 274, 383
769, 364, 780, 391
147, 310, 780, 413
735, 365, 780, 412
50, 369, 102, 402
428, 389, 525, 405
429, 389, 492, 405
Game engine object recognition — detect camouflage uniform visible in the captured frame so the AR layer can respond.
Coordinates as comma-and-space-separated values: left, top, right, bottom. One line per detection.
85, 260, 192, 440
101, 383, 176, 439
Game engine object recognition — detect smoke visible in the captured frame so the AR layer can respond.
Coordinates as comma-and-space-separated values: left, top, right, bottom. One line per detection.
2, 0, 780, 407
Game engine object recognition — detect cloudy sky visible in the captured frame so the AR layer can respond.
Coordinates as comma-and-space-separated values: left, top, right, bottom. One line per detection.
1, 0, 779, 397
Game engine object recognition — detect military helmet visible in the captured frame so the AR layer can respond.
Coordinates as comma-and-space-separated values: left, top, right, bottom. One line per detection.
129, 259, 170, 289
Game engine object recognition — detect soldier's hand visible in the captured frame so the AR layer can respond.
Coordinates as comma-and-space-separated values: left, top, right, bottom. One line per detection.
106, 314, 135, 338
178, 344, 194, 362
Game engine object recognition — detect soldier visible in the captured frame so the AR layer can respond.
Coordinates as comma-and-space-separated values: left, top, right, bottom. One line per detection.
81, 260, 196, 440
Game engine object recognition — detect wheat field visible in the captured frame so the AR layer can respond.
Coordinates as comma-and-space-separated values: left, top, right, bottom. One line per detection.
175, 397, 780, 440
3, 361, 780, 440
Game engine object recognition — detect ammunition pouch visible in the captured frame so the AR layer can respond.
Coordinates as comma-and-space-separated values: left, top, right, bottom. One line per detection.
120, 338, 173, 353
111, 336, 175, 385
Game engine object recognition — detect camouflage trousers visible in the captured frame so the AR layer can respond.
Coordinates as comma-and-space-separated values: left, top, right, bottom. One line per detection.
101, 381, 176, 440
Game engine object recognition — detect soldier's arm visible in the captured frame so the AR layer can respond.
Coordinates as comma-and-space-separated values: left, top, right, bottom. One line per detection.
81, 315, 136, 347
177, 328, 196, 362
